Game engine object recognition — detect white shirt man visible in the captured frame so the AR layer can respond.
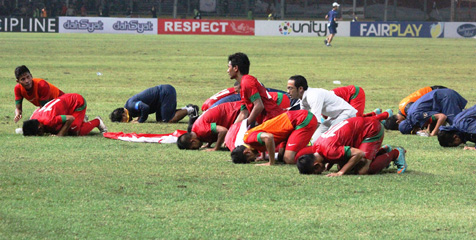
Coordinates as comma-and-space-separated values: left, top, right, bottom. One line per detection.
287, 75, 357, 143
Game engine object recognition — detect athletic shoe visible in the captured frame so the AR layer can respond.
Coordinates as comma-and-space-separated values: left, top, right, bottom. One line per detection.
384, 109, 393, 117
83, 115, 89, 122
373, 108, 382, 115
326, 43, 332, 47
394, 147, 407, 174
381, 144, 393, 153
187, 104, 199, 118
324, 39, 328, 45
96, 116, 108, 133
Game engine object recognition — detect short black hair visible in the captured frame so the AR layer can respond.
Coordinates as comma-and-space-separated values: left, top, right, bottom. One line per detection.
15, 65, 31, 80
384, 115, 399, 130
228, 52, 250, 75
177, 133, 193, 149
297, 154, 316, 174
438, 130, 457, 147
231, 145, 248, 164
110, 108, 125, 122
288, 75, 309, 91
23, 119, 40, 136
431, 85, 447, 90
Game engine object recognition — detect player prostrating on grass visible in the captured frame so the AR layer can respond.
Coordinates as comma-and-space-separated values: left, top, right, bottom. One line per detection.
177, 102, 242, 151
384, 85, 447, 130
287, 75, 357, 143
22, 93, 107, 136
398, 88, 467, 136
438, 104, 476, 150
14, 65, 65, 123
332, 85, 366, 117
296, 111, 407, 176
227, 52, 284, 125
231, 109, 317, 166
110, 84, 198, 123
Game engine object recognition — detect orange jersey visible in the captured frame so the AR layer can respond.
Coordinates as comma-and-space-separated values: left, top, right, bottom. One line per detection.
15, 78, 64, 107
398, 86, 433, 116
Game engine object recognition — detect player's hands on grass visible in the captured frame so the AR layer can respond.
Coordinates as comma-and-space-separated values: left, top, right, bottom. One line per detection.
463, 146, 476, 151
256, 162, 271, 166
326, 171, 344, 177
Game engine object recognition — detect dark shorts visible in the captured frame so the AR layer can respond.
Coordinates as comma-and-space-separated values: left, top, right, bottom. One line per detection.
328, 24, 337, 34
157, 85, 177, 122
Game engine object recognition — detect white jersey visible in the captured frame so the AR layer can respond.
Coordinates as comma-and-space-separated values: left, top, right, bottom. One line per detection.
300, 88, 357, 123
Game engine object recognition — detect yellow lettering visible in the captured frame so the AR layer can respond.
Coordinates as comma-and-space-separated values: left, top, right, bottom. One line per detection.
389, 24, 399, 36
402, 24, 414, 36
413, 24, 422, 36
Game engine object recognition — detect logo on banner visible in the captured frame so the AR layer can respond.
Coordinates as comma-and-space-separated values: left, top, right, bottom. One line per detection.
278, 21, 327, 36
457, 24, 476, 38
0, 17, 57, 32
113, 20, 153, 33
63, 19, 103, 32
430, 22, 444, 38
279, 22, 292, 35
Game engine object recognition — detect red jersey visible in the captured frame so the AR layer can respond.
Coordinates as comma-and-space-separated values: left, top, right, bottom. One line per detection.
240, 75, 284, 123
201, 87, 235, 111
192, 102, 241, 143
313, 116, 383, 163
30, 93, 86, 133
244, 110, 315, 152
270, 92, 290, 110
15, 78, 64, 107
332, 85, 365, 116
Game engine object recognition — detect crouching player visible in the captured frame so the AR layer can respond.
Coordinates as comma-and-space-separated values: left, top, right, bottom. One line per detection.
22, 93, 107, 136
231, 109, 317, 165
296, 111, 407, 176
438, 104, 476, 150
177, 102, 241, 151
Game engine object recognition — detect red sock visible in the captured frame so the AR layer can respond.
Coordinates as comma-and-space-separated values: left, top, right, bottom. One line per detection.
368, 149, 398, 174
78, 119, 100, 136
363, 112, 376, 117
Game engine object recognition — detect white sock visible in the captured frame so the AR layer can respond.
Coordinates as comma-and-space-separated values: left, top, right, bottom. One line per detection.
182, 106, 193, 114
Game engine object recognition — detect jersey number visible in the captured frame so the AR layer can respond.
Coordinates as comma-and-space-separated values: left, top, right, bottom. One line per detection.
321, 120, 349, 138
39, 99, 61, 112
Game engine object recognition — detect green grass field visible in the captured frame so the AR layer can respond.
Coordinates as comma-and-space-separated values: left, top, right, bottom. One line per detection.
0, 33, 475, 239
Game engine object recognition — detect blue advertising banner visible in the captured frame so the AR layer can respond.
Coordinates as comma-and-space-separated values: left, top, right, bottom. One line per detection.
351, 22, 444, 38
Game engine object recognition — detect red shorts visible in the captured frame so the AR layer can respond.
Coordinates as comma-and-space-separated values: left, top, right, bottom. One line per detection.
69, 95, 87, 135
285, 116, 317, 152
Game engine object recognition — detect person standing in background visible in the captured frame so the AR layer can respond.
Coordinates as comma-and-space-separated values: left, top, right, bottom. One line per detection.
325, 2, 340, 47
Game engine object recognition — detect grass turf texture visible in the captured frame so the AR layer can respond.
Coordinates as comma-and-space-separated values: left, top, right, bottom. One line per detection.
0, 33, 475, 239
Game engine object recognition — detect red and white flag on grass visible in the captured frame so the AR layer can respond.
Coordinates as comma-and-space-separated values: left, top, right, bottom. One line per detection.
103, 130, 187, 143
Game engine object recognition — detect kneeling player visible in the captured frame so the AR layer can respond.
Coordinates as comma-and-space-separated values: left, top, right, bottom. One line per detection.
22, 93, 107, 136
231, 110, 317, 165
296, 111, 407, 176
177, 102, 241, 151
438, 104, 476, 150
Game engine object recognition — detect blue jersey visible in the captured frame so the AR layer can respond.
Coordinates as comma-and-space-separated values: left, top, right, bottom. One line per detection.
440, 104, 476, 143
124, 84, 177, 123
327, 10, 338, 25
406, 89, 467, 128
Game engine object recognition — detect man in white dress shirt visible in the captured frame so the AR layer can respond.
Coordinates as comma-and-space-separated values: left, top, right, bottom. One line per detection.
286, 75, 357, 143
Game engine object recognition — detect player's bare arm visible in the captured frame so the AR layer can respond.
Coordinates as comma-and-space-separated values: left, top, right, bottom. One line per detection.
430, 113, 447, 136
234, 108, 249, 124
205, 125, 228, 151
57, 115, 75, 137
257, 132, 276, 166
14, 103, 22, 123
327, 148, 365, 177
247, 97, 264, 125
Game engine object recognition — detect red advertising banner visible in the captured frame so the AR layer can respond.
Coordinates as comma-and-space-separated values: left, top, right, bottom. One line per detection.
157, 19, 254, 35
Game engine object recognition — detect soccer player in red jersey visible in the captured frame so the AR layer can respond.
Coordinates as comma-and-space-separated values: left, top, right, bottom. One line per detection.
14, 65, 65, 123
177, 102, 242, 151
332, 85, 366, 117
231, 110, 317, 166
296, 111, 407, 176
22, 93, 107, 137
227, 52, 284, 125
